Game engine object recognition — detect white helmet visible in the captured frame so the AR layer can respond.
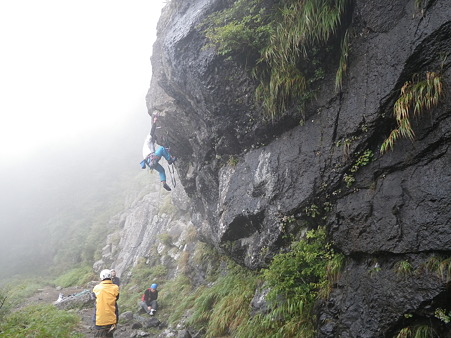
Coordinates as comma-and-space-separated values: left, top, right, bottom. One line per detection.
100, 269, 112, 280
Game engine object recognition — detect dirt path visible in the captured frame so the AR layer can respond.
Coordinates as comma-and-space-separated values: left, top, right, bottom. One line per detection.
27, 285, 94, 336
28, 286, 84, 306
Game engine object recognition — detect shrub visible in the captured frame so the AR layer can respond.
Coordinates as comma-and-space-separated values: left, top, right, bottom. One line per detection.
202, 0, 272, 61
159, 233, 173, 247
236, 227, 344, 337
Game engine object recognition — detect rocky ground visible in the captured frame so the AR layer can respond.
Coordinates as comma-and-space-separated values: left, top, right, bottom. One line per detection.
27, 285, 191, 338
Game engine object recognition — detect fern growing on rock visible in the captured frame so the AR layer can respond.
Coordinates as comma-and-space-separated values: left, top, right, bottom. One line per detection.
381, 71, 443, 153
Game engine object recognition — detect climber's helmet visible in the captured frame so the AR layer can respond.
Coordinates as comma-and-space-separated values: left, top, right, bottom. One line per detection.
150, 283, 158, 290
100, 269, 112, 281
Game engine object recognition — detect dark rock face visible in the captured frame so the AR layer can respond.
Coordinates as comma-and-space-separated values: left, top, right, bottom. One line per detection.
148, 0, 451, 336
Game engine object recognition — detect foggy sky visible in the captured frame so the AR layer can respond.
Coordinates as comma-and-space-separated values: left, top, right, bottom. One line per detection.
0, 0, 166, 278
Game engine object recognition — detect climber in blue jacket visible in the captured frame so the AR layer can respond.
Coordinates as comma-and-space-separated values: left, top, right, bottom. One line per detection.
140, 113, 176, 191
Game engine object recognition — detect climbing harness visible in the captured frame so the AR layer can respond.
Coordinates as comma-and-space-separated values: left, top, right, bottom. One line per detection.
145, 153, 160, 169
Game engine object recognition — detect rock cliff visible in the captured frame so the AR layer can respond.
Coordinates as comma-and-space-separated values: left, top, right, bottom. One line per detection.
112, 0, 450, 336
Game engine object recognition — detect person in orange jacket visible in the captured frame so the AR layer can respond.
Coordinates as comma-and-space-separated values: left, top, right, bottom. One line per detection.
92, 269, 120, 337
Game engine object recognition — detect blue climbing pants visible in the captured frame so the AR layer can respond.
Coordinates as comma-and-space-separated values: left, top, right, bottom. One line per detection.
146, 146, 172, 182
153, 163, 166, 182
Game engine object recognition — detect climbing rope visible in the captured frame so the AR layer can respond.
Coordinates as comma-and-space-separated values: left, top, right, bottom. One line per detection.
168, 163, 176, 188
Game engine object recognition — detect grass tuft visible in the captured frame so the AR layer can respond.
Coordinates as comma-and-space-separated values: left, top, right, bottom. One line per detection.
381, 71, 443, 153
186, 263, 258, 336
0, 304, 82, 337
203, 0, 350, 117
256, 0, 349, 117
394, 260, 413, 277
335, 29, 349, 91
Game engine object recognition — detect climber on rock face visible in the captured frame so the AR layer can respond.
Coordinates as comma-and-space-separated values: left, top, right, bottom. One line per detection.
140, 112, 176, 191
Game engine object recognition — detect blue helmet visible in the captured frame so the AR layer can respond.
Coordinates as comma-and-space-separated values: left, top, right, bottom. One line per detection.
150, 283, 158, 290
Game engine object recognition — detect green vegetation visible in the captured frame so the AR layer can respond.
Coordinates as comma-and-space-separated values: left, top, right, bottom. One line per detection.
118, 257, 170, 312
396, 325, 439, 338
114, 227, 343, 337
414, 0, 428, 11
435, 308, 451, 324
255, 0, 350, 117
381, 71, 443, 153
336, 135, 358, 160
159, 243, 223, 326
1, 278, 50, 308
394, 260, 413, 277
203, 0, 271, 60
0, 289, 9, 322
158, 275, 196, 325
335, 29, 349, 90
304, 204, 320, 218
236, 227, 344, 337
159, 232, 174, 247
1, 279, 83, 337
343, 173, 355, 187
423, 255, 451, 281
280, 214, 297, 237
187, 263, 258, 336
159, 193, 177, 215
203, 0, 351, 117
350, 149, 373, 173
227, 155, 239, 167
342, 149, 373, 188
118, 251, 257, 337
53, 265, 96, 288
0, 304, 82, 338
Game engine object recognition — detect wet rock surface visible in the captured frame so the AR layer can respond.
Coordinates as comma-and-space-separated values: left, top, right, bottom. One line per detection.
148, 0, 451, 336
